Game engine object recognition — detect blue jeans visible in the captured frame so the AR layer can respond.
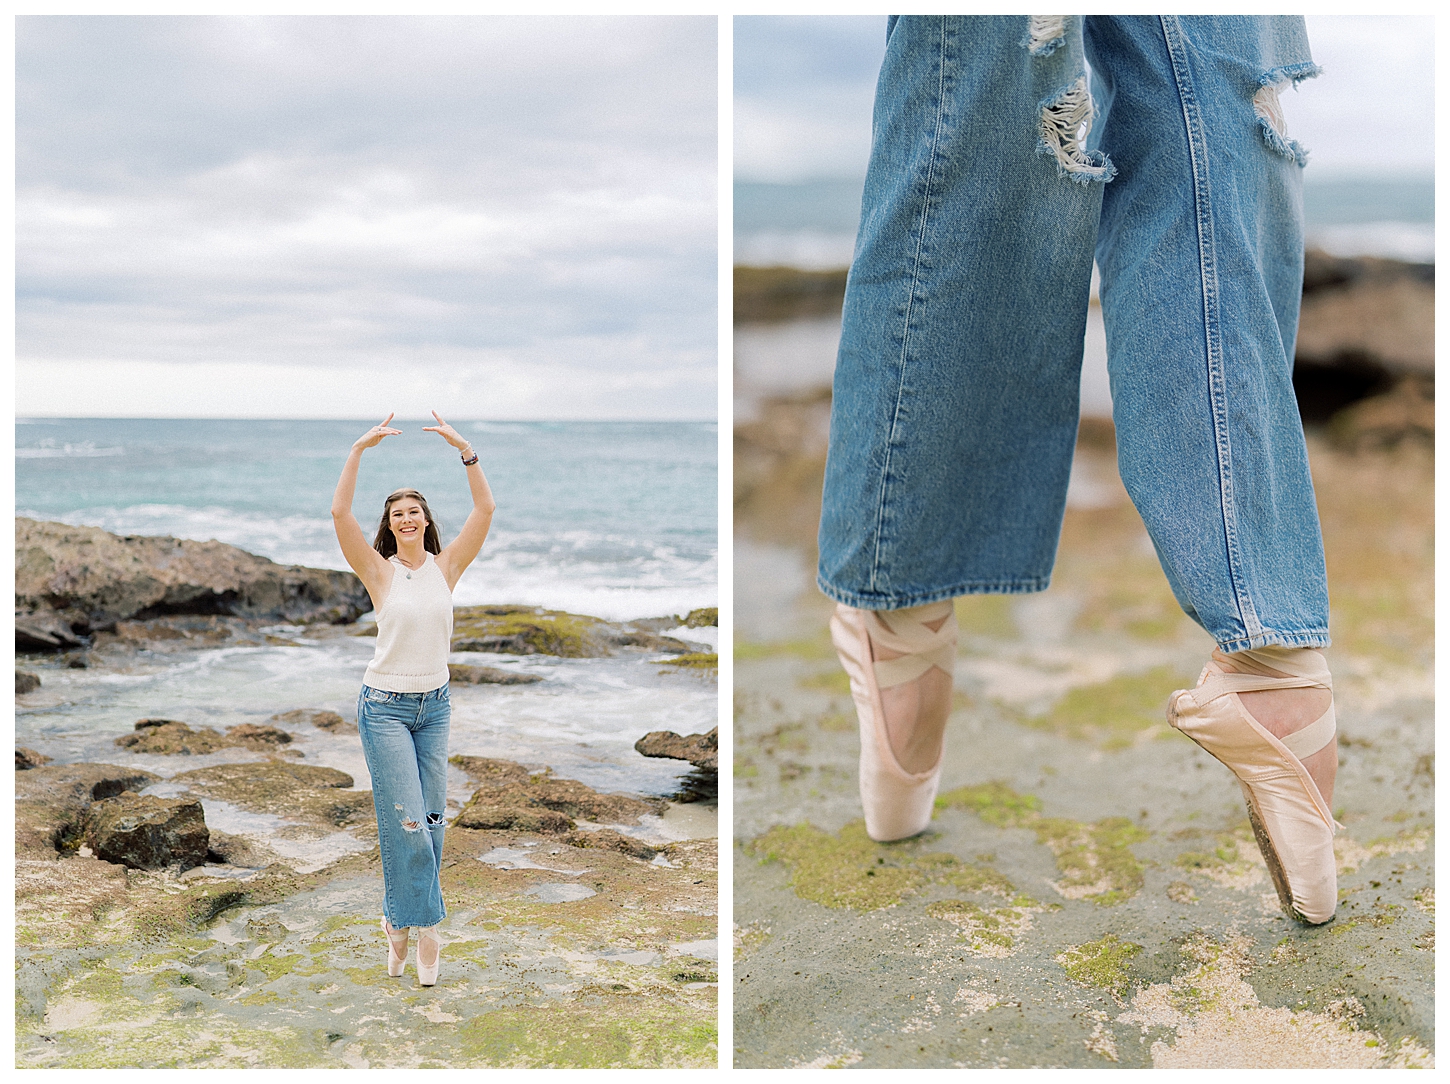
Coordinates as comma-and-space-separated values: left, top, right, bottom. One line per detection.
818, 15, 1329, 653
357, 683, 450, 928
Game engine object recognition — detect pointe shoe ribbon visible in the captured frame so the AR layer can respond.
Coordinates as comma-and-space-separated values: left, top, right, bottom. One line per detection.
382, 917, 409, 978
831, 601, 957, 843
1167, 647, 1339, 924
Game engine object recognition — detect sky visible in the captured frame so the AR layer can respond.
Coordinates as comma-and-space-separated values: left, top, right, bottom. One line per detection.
17, 15, 717, 420
734, 15, 1435, 184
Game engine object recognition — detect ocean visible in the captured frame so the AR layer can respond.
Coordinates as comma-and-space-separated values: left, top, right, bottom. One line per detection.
17, 418, 719, 832
735, 175, 1436, 268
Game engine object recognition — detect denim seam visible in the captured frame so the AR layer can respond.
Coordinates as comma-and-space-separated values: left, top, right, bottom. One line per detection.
869, 15, 952, 596
1159, 15, 1261, 648
1218, 629, 1331, 653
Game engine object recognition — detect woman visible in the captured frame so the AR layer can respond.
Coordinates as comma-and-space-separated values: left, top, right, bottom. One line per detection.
331, 410, 496, 985
820, 17, 1338, 924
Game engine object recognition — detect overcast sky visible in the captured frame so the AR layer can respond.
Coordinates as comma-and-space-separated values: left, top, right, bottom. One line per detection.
735, 15, 1434, 184
17, 15, 717, 420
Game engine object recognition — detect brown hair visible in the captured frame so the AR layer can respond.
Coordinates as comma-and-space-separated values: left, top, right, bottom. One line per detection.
373, 488, 442, 557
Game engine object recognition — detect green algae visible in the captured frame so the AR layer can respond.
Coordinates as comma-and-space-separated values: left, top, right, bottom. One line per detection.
798, 668, 851, 695
1058, 934, 1144, 996
936, 783, 1149, 904
659, 652, 718, 672
746, 820, 1025, 916
1024, 666, 1185, 748
456, 1005, 716, 1068
746, 822, 929, 910
452, 606, 606, 657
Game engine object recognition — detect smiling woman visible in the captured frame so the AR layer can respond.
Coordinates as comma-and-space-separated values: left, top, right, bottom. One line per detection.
330, 410, 496, 988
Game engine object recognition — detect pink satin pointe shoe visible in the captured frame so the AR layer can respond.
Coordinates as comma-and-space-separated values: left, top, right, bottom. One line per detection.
1167, 645, 1340, 924
416, 925, 442, 986
382, 917, 409, 978
830, 600, 958, 842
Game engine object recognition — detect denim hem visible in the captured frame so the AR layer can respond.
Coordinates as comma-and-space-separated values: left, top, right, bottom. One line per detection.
384, 904, 447, 929
1216, 629, 1331, 654
817, 574, 1050, 611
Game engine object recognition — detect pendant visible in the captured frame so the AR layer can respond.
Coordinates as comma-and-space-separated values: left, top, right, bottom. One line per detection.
406, 572, 412, 579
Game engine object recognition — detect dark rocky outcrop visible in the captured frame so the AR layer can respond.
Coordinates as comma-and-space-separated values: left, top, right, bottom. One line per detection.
224, 723, 293, 748
16, 518, 371, 651
682, 607, 718, 628
635, 727, 718, 772
16, 747, 51, 771
171, 762, 373, 829
82, 792, 209, 872
272, 708, 351, 732
449, 755, 666, 835
15, 763, 161, 858
448, 663, 544, 686
17, 670, 40, 694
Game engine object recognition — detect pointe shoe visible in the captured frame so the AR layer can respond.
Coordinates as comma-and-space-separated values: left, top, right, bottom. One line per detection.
830, 601, 958, 842
416, 925, 442, 986
382, 917, 409, 978
1167, 646, 1340, 924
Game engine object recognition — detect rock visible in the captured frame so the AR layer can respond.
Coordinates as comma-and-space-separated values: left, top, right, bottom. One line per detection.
635, 727, 718, 772
1327, 377, 1434, 451
566, 828, 658, 861
451, 605, 693, 658
449, 756, 533, 785
683, 607, 718, 628
206, 829, 271, 868
225, 723, 293, 748
14, 763, 161, 858
114, 719, 231, 756
453, 805, 575, 833
450, 756, 666, 830
448, 663, 544, 685
172, 762, 373, 828
16, 670, 40, 694
16, 747, 51, 770
15, 517, 371, 651
82, 791, 209, 871
272, 708, 351, 732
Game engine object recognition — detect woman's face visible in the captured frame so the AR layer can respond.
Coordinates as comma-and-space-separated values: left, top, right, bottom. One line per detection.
388, 498, 428, 545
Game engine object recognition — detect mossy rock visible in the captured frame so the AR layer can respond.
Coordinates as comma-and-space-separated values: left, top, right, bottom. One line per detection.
682, 607, 717, 628
115, 719, 232, 756
454, 804, 574, 833
448, 663, 544, 685
172, 762, 373, 828
452, 605, 611, 657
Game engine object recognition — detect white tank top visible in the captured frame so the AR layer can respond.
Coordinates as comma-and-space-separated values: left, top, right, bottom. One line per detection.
363, 553, 454, 692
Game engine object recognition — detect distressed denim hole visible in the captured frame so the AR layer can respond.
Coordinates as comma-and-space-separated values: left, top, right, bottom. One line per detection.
1038, 76, 1115, 184
1024, 15, 1066, 57
425, 811, 445, 827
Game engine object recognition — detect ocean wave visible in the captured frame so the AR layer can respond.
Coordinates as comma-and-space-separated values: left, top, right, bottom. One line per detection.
16, 441, 126, 459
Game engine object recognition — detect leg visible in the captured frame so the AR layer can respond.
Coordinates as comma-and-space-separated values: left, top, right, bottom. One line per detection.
357, 688, 447, 930
409, 685, 451, 983
819, 16, 1110, 840
819, 15, 1108, 609
1087, 17, 1337, 920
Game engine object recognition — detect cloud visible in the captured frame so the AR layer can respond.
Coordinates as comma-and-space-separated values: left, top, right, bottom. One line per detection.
17, 15, 718, 419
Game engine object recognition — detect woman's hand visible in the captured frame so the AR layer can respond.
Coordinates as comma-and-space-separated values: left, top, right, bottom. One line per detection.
354, 413, 402, 452
423, 410, 471, 453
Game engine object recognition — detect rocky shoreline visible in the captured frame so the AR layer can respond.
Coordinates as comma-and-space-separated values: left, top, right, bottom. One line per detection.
14, 520, 719, 1067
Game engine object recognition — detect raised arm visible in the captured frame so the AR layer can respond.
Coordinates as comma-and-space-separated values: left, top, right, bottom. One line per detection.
332, 414, 401, 609
424, 410, 496, 589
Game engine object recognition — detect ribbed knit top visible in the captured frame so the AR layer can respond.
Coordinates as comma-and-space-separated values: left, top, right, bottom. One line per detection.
363, 553, 454, 692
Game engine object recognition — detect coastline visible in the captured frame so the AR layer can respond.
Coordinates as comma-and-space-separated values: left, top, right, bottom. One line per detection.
16, 522, 719, 1068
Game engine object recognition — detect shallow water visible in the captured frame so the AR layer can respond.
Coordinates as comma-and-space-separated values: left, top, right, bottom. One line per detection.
17, 629, 717, 868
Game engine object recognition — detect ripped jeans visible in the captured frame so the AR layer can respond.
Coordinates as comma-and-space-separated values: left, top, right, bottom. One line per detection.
357, 683, 449, 928
818, 16, 1330, 653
